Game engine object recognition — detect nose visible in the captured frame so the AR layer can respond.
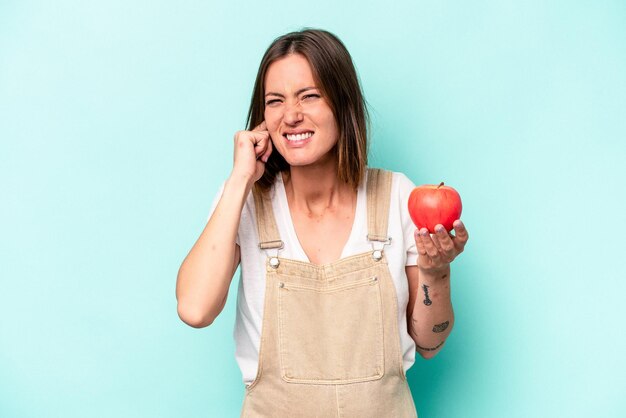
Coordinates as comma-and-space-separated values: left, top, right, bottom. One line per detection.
283, 100, 303, 125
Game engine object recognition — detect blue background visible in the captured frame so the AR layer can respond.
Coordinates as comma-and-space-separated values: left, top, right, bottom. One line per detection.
1, 1, 625, 417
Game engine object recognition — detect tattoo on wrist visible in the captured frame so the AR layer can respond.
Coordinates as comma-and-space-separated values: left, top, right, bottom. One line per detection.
432, 321, 449, 333
422, 284, 432, 306
416, 340, 445, 351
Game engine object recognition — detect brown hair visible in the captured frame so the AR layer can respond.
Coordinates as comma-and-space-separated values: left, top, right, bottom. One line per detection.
247, 28, 369, 190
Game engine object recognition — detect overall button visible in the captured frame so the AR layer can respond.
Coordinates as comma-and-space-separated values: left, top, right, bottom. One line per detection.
269, 257, 280, 268
372, 250, 383, 261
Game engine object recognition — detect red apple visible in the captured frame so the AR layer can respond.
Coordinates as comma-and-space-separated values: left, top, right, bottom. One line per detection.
408, 182, 462, 233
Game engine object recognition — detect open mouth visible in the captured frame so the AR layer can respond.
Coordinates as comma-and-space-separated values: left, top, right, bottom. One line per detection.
284, 131, 314, 142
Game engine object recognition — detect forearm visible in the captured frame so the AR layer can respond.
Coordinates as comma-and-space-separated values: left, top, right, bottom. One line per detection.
176, 173, 252, 327
410, 265, 454, 358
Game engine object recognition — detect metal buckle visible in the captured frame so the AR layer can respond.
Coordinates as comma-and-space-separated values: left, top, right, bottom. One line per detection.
367, 236, 392, 261
260, 241, 283, 269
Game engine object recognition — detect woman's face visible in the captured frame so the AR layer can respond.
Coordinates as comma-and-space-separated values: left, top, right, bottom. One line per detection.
263, 54, 339, 168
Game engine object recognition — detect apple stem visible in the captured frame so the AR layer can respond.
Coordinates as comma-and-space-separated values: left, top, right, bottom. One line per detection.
438, 182, 444, 189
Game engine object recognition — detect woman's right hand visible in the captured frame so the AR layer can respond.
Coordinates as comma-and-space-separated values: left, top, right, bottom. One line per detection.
231, 121, 273, 186
179, 125, 271, 328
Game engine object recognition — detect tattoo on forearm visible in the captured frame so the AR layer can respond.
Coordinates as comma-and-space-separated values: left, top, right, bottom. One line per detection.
422, 284, 432, 306
416, 341, 445, 351
432, 321, 449, 333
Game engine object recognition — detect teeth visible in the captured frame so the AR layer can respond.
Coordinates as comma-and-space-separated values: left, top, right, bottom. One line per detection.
286, 132, 313, 141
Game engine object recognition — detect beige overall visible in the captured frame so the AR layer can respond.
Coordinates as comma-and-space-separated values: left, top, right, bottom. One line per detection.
241, 169, 418, 418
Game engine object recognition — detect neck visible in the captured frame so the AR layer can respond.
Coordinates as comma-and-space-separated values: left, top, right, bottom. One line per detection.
282, 157, 355, 217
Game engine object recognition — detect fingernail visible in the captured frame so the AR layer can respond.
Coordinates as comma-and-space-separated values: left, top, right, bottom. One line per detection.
435, 225, 444, 233
420, 229, 429, 236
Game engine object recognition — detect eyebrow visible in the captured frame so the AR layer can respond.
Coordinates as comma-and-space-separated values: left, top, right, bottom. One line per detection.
265, 86, 317, 98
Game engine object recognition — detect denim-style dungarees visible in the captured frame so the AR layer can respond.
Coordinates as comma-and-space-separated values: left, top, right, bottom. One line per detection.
240, 168, 418, 418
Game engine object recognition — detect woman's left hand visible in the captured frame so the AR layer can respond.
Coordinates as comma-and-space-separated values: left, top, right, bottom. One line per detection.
415, 219, 469, 274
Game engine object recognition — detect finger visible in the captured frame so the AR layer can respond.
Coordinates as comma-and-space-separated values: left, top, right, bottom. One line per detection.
260, 137, 273, 162
253, 134, 270, 158
419, 228, 441, 260
252, 121, 267, 132
234, 129, 268, 149
414, 230, 427, 256
434, 224, 456, 261
452, 219, 469, 252
431, 232, 444, 253
249, 130, 269, 149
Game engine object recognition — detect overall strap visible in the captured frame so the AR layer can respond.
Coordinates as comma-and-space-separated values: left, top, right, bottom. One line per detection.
366, 168, 393, 243
252, 183, 284, 250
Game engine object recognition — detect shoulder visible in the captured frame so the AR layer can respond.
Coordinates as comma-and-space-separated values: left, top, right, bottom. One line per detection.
369, 168, 419, 264
391, 171, 416, 194
388, 171, 416, 215
366, 168, 416, 196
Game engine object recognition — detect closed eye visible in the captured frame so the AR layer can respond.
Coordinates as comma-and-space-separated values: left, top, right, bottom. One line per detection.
302, 94, 320, 100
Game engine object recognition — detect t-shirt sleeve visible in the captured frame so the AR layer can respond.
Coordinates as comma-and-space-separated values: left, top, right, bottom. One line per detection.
396, 172, 418, 266
206, 181, 240, 246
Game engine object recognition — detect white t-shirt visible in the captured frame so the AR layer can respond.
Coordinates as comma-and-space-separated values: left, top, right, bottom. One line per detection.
207, 169, 419, 385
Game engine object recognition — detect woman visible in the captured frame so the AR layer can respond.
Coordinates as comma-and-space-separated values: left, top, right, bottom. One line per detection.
176, 28, 469, 418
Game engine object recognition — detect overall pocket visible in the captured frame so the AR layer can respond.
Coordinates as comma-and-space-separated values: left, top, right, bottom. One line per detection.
277, 276, 384, 384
